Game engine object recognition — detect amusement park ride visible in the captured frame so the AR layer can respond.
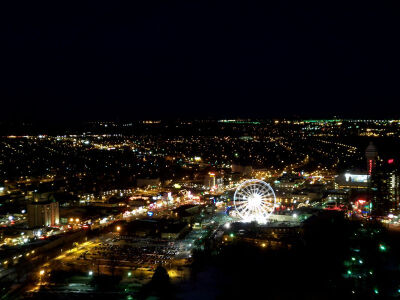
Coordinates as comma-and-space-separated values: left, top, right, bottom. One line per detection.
233, 179, 277, 223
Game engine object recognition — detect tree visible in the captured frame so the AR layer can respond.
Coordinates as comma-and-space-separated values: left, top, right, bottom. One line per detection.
138, 265, 174, 299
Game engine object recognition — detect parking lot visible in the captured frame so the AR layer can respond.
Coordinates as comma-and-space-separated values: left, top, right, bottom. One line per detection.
47, 233, 190, 283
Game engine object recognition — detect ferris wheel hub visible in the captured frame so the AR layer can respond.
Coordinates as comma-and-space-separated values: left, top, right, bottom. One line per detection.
247, 194, 262, 209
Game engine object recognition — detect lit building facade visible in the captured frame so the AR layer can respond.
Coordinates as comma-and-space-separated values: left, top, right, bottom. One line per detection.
27, 201, 59, 227
370, 158, 400, 215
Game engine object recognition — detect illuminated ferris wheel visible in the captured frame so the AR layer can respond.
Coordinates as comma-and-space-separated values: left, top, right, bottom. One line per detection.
233, 179, 276, 223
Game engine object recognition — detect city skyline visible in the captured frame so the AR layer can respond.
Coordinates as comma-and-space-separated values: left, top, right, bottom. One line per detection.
1, 117, 400, 298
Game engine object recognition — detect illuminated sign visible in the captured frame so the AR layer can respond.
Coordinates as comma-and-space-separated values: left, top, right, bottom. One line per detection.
368, 160, 373, 175
344, 173, 369, 183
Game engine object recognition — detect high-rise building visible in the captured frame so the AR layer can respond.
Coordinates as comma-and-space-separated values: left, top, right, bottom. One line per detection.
365, 142, 378, 175
27, 200, 59, 228
370, 158, 400, 216
204, 172, 216, 189
204, 172, 224, 190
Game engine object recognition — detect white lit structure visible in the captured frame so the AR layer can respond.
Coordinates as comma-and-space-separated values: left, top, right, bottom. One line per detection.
233, 179, 276, 223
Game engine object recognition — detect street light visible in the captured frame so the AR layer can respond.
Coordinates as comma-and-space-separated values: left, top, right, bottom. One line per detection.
116, 226, 121, 232
39, 269, 45, 285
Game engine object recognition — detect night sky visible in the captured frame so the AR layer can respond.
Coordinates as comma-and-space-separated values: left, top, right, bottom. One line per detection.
1, 1, 400, 120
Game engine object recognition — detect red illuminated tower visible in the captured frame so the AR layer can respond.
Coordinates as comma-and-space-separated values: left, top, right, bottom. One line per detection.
365, 142, 378, 175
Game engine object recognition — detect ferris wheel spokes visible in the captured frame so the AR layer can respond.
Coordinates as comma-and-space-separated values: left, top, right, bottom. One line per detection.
233, 179, 276, 223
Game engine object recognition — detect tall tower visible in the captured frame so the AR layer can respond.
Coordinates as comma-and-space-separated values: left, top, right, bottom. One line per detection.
365, 142, 378, 175
370, 159, 400, 215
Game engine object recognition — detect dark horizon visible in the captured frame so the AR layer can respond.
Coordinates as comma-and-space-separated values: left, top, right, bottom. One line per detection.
2, 114, 400, 123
